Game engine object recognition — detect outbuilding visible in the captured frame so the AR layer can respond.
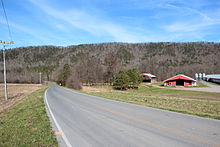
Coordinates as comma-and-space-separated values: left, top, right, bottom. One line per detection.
205, 74, 220, 84
164, 74, 196, 86
141, 73, 156, 83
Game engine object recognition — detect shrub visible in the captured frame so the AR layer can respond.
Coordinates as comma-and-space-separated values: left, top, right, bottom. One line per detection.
113, 69, 142, 90
113, 71, 130, 90
66, 75, 82, 90
126, 68, 143, 88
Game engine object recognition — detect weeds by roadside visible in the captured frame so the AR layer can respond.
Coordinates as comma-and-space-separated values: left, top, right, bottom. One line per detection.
0, 88, 58, 146
81, 86, 220, 120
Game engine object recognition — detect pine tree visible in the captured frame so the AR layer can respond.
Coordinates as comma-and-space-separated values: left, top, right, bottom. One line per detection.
126, 68, 142, 88
113, 71, 129, 90
113, 69, 142, 90
58, 64, 71, 86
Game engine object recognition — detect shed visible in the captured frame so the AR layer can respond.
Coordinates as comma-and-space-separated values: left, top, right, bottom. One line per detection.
205, 74, 220, 84
141, 73, 156, 83
164, 74, 196, 86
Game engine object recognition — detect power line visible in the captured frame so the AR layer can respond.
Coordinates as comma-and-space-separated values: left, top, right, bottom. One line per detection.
0, 0, 14, 101
1, 0, 13, 41
0, 40, 14, 101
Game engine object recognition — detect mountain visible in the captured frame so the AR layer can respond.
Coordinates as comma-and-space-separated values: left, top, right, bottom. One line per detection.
0, 42, 220, 84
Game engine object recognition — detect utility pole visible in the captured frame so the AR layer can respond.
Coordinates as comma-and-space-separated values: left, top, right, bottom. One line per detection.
0, 40, 14, 101
39, 72, 42, 84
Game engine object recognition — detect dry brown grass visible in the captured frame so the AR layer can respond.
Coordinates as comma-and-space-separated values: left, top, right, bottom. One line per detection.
82, 86, 113, 92
81, 85, 220, 119
0, 83, 45, 113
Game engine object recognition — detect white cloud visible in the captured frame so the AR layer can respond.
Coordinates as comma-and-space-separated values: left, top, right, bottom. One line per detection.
161, 3, 220, 34
0, 17, 67, 46
27, 0, 152, 43
54, 24, 65, 30
0, 18, 41, 40
163, 18, 220, 33
186, 8, 211, 21
158, 3, 180, 9
6, 0, 218, 45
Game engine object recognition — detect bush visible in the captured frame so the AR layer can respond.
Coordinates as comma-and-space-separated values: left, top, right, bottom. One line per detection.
113, 71, 130, 90
126, 68, 142, 88
66, 75, 82, 90
113, 69, 142, 90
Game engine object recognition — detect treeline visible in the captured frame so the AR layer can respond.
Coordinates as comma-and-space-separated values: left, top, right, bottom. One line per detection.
0, 42, 220, 88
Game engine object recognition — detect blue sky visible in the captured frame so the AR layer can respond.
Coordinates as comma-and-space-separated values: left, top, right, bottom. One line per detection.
0, 0, 220, 47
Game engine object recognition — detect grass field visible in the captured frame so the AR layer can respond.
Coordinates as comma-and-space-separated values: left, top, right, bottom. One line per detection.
0, 87, 58, 146
0, 84, 44, 113
81, 85, 220, 119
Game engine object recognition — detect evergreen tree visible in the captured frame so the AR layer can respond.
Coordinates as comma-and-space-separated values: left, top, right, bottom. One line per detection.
126, 68, 142, 88
58, 64, 71, 86
113, 69, 142, 90
113, 71, 130, 90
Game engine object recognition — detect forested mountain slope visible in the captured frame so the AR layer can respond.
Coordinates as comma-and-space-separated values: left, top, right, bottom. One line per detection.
0, 42, 219, 83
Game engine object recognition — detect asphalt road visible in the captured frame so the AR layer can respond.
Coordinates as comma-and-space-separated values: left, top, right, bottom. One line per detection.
45, 83, 220, 147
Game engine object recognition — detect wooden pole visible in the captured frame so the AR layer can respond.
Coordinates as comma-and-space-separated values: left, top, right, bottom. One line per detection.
0, 40, 14, 100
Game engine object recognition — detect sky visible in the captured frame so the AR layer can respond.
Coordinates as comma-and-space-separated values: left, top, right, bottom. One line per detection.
0, 0, 220, 47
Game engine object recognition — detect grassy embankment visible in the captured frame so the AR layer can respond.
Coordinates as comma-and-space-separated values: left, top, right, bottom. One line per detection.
0, 88, 57, 146
0, 84, 43, 112
81, 85, 220, 119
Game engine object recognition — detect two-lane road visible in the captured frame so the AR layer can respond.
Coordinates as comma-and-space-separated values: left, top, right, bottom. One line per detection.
45, 83, 220, 147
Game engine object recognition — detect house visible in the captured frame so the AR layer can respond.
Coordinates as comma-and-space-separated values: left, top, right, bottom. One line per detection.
141, 73, 156, 83
163, 74, 196, 86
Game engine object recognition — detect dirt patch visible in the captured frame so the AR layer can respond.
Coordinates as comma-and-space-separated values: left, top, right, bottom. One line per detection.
0, 84, 45, 113
82, 86, 112, 92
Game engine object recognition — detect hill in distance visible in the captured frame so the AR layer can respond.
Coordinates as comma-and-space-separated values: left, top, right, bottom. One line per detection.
0, 42, 220, 84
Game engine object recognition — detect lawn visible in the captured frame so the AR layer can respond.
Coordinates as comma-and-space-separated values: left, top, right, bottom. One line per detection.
81, 85, 220, 119
0, 88, 58, 146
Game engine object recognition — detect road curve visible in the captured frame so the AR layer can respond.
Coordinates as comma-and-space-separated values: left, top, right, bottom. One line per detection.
45, 83, 220, 147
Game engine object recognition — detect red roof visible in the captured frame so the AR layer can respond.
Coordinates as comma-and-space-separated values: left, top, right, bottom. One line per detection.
141, 73, 156, 78
164, 74, 196, 82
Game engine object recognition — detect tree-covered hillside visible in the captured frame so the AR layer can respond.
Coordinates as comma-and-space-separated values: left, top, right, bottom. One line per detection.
0, 42, 220, 84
